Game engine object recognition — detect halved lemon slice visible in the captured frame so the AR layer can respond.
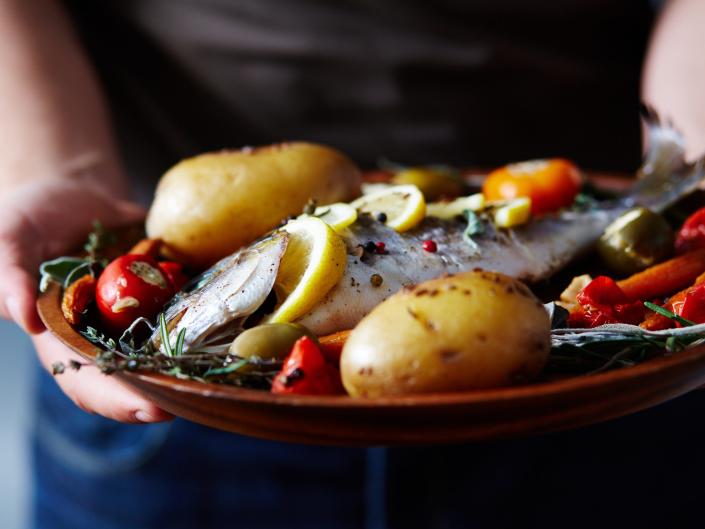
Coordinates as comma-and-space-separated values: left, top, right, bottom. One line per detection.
267, 216, 347, 323
426, 193, 486, 219
350, 185, 426, 232
312, 203, 358, 232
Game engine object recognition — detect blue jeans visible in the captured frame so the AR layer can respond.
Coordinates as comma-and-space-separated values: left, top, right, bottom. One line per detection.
33, 363, 705, 529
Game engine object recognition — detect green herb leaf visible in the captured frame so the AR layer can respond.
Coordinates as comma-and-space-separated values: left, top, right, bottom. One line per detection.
463, 209, 485, 237
643, 301, 695, 327
203, 359, 249, 378
174, 328, 186, 357
39, 257, 90, 292
159, 313, 173, 357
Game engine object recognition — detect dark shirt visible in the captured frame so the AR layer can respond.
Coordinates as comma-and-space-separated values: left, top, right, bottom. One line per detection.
66, 0, 653, 200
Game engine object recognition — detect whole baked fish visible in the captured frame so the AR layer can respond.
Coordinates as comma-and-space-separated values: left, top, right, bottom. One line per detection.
153, 113, 705, 353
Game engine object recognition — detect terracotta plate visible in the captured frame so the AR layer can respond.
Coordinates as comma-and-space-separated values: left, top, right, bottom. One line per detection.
35, 172, 705, 445
37, 281, 705, 446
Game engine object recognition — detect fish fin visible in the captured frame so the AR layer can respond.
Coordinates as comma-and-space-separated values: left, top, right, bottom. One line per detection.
627, 105, 705, 212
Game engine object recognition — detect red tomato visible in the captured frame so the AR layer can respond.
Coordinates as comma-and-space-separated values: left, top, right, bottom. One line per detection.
483, 158, 582, 215
675, 207, 705, 254
271, 336, 345, 395
96, 254, 175, 333
157, 261, 188, 291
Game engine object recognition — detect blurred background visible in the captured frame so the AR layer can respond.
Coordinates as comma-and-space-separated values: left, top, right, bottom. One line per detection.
0, 320, 33, 529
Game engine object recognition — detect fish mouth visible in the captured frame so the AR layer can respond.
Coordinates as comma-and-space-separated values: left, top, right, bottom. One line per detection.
150, 232, 289, 354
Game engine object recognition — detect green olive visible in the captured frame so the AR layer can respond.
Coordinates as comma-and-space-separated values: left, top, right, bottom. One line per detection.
228, 323, 315, 373
392, 168, 463, 200
597, 207, 674, 275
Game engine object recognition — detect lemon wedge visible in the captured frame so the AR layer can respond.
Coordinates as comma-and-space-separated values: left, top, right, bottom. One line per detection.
312, 203, 358, 232
350, 185, 426, 232
426, 193, 486, 219
494, 197, 532, 228
267, 216, 347, 323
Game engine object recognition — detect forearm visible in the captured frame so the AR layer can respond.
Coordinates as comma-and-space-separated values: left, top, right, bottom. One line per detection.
0, 0, 127, 196
642, 0, 705, 158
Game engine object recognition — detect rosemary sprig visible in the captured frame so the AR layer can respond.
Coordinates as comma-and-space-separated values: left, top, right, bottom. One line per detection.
643, 301, 695, 327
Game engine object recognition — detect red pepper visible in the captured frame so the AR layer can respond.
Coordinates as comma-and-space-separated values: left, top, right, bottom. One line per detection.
271, 336, 345, 395
157, 261, 189, 291
676, 207, 705, 254
675, 282, 705, 324
570, 276, 646, 328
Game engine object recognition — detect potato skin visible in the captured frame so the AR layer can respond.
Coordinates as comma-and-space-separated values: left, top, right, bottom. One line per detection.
341, 271, 551, 397
146, 142, 361, 267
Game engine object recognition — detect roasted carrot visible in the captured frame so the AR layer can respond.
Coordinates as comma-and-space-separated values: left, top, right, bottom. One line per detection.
128, 238, 162, 258
641, 270, 705, 330
61, 274, 96, 325
617, 249, 705, 302
318, 330, 351, 365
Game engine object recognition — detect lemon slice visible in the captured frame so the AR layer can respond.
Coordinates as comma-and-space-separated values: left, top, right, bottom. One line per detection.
350, 185, 426, 232
494, 197, 532, 228
426, 193, 486, 219
267, 216, 347, 323
312, 203, 358, 232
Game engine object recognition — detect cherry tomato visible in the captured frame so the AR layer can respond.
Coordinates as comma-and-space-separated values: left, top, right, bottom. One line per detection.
483, 158, 582, 215
271, 336, 345, 395
675, 207, 705, 254
96, 254, 176, 333
157, 261, 188, 291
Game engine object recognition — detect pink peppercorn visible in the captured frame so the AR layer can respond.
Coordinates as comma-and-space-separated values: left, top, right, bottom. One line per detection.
422, 240, 437, 253
375, 242, 386, 254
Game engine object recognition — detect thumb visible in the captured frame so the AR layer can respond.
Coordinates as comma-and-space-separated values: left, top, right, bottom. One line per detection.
0, 265, 44, 334
112, 199, 147, 225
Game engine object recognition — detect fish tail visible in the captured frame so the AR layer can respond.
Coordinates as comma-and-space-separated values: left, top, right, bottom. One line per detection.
626, 104, 705, 212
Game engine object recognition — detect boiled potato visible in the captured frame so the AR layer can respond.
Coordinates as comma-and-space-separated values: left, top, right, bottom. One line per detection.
341, 271, 550, 397
146, 142, 361, 267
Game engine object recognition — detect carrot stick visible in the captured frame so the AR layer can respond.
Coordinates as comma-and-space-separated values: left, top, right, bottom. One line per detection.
640, 270, 705, 330
318, 330, 351, 365
617, 249, 705, 301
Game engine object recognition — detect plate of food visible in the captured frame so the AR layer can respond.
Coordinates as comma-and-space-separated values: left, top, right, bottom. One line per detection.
36, 111, 705, 445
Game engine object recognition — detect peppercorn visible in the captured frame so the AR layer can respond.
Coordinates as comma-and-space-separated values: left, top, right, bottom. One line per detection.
375, 211, 388, 223
375, 241, 387, 254
422, 239, 438, 252
370, 274, 384, 287
364, 241, 377, 253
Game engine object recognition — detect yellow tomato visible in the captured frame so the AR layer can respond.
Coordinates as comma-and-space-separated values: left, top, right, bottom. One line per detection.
483, 159, 582, 215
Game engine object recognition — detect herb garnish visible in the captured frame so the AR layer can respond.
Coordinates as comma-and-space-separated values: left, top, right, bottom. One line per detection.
643, 301, 695, 327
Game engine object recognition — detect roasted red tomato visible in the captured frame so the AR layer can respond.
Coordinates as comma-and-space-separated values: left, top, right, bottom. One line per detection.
96, 254, 180, 333
271, 336, 345, 395
675, 207, 705, 254
157, 261, 189, 291
483, 158, 582, 215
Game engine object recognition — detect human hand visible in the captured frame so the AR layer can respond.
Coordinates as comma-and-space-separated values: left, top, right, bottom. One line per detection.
0, 179, 172, 423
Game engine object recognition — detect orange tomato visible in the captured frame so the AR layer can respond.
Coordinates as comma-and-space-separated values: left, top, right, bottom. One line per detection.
482, 159, 582, 215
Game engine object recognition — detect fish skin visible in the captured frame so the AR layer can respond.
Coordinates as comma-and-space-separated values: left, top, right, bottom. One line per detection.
155, 113, 705, 349
152, 232, 288, 352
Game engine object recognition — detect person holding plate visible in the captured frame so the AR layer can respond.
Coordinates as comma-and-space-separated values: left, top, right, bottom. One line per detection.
1, 1, 704, 528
